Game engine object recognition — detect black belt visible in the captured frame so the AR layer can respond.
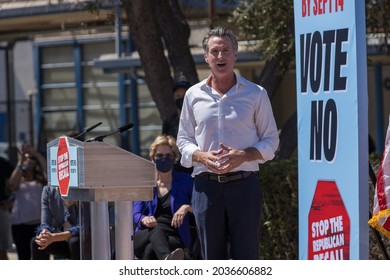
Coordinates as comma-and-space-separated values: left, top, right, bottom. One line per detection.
197, 171, 254, 183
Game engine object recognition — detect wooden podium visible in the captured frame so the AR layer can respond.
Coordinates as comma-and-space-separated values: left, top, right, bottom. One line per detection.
47, 136, 154, 260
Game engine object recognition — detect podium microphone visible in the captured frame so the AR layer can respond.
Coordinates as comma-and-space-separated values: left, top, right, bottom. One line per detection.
73, 122, 103, 141
85, 123, 134, 142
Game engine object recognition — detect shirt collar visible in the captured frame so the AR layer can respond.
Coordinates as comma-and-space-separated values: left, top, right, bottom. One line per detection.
202, 72, 245, 89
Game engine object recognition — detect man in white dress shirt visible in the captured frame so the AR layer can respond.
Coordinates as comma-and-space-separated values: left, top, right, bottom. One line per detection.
177, 26, 279, 260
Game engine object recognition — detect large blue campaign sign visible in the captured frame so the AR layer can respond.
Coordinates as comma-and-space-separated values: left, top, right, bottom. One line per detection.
294, 0, 369, 259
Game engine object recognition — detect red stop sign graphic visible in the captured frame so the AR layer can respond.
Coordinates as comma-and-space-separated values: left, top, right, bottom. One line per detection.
57, 137, 70, 196
308, 181, 350, 260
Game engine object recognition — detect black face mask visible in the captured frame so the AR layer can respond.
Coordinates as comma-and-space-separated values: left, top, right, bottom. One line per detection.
175, 98, 184, 110
154, 157, 174, 173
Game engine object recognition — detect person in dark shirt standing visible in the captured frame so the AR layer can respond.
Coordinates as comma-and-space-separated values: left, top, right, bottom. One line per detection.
162, 80, 192, 139
162, 80, 193, 175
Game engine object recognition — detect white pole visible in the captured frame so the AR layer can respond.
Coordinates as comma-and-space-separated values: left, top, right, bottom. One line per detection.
90, 201, 111, 260
115, 201, 133, 259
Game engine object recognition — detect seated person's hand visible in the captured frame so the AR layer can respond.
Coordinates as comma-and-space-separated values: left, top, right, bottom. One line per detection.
171, 205, 190, 228
36, 228, 48, 239
142, 216, 157, 228
35, 230, 55, 250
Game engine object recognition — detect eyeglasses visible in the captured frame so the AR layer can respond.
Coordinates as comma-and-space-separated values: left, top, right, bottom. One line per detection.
154, 153, 174, 160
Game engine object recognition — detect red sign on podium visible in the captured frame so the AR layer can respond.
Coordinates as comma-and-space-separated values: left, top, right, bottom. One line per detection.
57, 136, 70, 196
308, 180, 350, 260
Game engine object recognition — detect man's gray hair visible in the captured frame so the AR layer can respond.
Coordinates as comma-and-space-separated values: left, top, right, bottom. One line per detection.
202, 27, 238, 53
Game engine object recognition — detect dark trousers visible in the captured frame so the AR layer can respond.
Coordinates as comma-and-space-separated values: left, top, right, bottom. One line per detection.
30, 235, 80, 260
134, 223, 183, 260
11, 223, 39, 260
193, 173, 262, 260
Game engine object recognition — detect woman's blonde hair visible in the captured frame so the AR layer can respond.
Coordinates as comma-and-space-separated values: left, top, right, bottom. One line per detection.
149, 134, 180, 162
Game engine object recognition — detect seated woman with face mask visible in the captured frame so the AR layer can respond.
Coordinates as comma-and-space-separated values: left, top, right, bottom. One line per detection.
133, 135, 194, 260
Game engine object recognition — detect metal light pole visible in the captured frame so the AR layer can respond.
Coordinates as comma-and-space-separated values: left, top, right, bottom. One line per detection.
0, 42, 17, 164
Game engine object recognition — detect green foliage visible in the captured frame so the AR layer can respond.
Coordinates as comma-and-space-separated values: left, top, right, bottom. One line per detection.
366, 0, 390, 53
85, 0, 101, 15
259, 158, 298, 259
366, 0, 390, 34
229, 0, 295, 74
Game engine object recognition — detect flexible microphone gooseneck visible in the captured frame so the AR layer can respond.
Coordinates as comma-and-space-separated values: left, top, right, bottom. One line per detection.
85, 123, 134, 142
73, 122, 103, 141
